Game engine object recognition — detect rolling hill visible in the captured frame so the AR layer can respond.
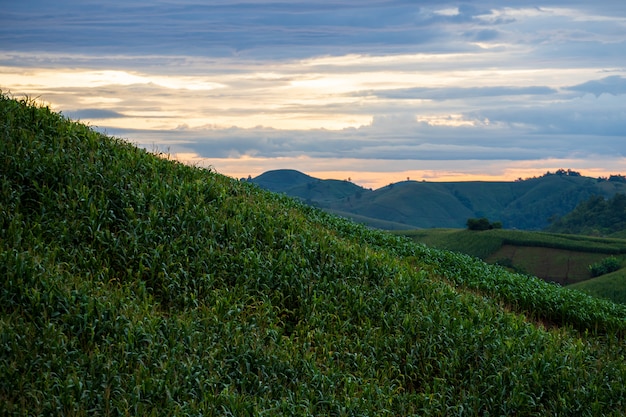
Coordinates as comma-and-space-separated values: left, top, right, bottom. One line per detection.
3, 93, 626, 415
251, 169, 626, 230
398, 227, 626, 286
252, 169, 365, 205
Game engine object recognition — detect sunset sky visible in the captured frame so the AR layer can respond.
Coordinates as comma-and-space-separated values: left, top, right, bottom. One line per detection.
2, 1, 625, 189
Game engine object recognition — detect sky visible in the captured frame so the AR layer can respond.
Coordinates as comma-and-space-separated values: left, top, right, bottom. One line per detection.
1, 1, 625, 189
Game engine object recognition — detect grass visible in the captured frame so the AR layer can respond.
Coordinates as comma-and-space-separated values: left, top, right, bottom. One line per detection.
569, 269, 626, 304
3, 92, 626, 415
327, 208, 421, 230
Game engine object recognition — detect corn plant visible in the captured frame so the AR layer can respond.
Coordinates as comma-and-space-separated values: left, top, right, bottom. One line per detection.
2, 92, 626, 416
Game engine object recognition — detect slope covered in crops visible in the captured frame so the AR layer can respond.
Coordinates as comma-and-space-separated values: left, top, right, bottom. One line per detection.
2, 94, 626, 415
399, 228, 626, 288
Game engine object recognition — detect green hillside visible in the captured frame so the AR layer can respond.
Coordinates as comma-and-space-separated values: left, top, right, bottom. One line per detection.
400, 228, 626, 295
340, 181, 476, 229
327, 208, 421, 231
253, 170, 626, 230
252, 169, 367, 205
3, 93, 626, 415
568, 269, 626, 304
547, 193, 626, 236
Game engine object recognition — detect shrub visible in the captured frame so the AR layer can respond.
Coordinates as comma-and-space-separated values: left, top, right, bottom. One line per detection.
589, 256, 622, 277
467, 217, 502, 230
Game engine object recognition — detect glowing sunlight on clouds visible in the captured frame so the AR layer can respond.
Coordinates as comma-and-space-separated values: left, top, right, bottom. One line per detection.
2, 67, 225, 92
1, 0, 625, 184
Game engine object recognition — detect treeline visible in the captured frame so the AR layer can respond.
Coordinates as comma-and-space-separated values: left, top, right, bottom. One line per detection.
515, 169, 625, 183
515, 168, 581, 181
547, 193, 626, 236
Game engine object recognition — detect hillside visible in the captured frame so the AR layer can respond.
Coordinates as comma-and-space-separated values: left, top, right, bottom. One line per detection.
247, 169, 316, 193
252, 170, 626, 230
250, 169, 367, 206
399, 228, 626, 303
547, 192, 626, 236
568, 269, 626, 305
3, 93, 626, 415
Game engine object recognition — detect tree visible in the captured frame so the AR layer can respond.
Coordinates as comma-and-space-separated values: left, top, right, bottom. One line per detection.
609, 174, 626, 183
467, 217, 503, 231
467, 217, 491, 231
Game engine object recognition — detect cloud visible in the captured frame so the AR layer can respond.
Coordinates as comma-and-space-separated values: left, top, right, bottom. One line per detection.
111, 102, 624, 165
2, 0, 626, 185
466, 29, 502, 42
0, 2, 442, 57
566, 76, 626, 97
471, 93, 626, 141
64, 109, 126, 119
373, 86, 557, 100
4, 0, 621, 59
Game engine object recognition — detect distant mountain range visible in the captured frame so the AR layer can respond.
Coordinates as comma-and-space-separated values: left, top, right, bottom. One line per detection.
249, 169, 626, 230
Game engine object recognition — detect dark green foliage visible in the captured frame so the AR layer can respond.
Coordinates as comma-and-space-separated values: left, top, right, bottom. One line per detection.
545, 168, 582, 177
467, 217, 502, 230
467, 217, 492, 230
548, 193, 626, 236
589, 257, 622, 277
3, 93, 626, 415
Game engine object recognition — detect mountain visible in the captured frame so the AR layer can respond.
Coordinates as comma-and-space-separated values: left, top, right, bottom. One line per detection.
252, 170, 626, 230
3, 94, 626, 415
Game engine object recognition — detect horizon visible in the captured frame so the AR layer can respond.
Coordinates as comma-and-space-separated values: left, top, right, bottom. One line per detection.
2, 1, 625, 187
240, 166, 624, 191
